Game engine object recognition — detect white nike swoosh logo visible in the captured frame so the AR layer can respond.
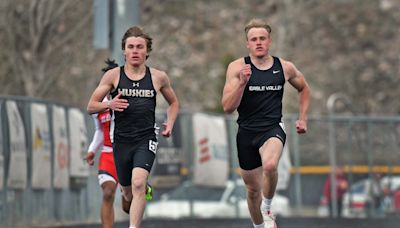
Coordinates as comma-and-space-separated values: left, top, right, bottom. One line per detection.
273, 70, 280, 74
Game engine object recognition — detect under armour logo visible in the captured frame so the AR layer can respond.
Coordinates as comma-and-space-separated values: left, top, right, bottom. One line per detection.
132, 82, 139, 87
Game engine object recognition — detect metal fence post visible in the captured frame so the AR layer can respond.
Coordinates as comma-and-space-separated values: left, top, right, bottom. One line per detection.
367, 121, 374, 216
327, 93, 352, 218
291, 116, 303, 210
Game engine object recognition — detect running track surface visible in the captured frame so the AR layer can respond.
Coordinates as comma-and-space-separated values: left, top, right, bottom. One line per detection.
39, 217, 399, 228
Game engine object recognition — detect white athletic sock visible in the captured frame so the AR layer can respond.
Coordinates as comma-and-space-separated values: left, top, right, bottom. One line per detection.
129, 226, 136, 228
262, 196, 273, 212
253, 222, 265, 228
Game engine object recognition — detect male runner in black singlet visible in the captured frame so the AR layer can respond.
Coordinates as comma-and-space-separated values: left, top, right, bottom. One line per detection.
222, 19, 311, 228
87, 26, 179, 228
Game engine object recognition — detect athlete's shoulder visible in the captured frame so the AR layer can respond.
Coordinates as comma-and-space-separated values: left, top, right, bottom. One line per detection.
149, 67, 166, 76
277, 57, 294, 69
148, 67, 170, 90
279, 58, 299, 80
102, 66, 120, 80
228, 57, 246, 71
231, 57, 246, 65
149, 67, 168, 81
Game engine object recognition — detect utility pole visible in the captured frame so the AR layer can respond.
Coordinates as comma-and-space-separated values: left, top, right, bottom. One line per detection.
111, 0, 139, 65
93, 0, 139, 64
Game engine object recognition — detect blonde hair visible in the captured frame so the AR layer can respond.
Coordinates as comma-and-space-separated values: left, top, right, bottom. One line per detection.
244, 18, 272, 38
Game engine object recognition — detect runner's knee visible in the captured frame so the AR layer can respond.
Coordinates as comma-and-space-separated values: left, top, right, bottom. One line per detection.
246, 185, 262, 199
102, 187, 116, 202
131, 178, 146, 193
262, 160, 278, 174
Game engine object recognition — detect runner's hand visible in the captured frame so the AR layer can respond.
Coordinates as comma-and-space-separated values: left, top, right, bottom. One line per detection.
162, 122, 172, 137
109, 93, 129, 112
239, 64, 251, 86
84, 152, 95, 166
296, 120, 307, 134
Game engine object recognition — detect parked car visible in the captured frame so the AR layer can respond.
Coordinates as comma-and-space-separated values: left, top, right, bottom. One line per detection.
145, 179, 291, 219
342, 175, 400, 217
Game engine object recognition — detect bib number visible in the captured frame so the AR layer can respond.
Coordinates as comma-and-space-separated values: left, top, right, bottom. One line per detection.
149, 140, 158, 154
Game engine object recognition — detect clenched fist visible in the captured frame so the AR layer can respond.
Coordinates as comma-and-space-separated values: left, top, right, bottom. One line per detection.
239, 64, 252, 86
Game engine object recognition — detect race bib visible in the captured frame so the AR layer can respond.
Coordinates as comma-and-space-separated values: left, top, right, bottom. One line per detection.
149, 140, 158, 154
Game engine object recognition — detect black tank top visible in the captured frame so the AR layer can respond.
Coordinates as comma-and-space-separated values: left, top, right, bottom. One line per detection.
110, 66, 157, 142
237, 56, 285, 131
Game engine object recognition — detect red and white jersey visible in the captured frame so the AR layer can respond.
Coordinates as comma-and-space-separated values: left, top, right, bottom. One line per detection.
88, 110, 112, 153
97, 111, 112, 147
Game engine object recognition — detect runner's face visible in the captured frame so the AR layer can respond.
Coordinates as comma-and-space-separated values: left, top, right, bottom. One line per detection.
246, 28, 271, 58
124, 37, 148, 67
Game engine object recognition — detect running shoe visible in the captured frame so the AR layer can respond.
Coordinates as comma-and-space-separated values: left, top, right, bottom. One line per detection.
263, 210, 277, 228
145, 183, 153, 201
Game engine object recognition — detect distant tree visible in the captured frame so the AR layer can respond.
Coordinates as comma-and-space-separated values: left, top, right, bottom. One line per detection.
0, 0, 105, 107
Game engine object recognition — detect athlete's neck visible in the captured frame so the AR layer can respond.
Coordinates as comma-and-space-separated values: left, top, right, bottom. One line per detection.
125, 63, 146, 77
249, 54, 273, 70
250, 54, 272, 65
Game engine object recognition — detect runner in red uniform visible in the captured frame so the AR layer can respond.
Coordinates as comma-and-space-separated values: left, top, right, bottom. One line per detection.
85, 59, 119, 228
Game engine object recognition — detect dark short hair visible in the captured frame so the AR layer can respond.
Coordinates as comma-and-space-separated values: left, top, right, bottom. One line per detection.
102, 59, 118, 73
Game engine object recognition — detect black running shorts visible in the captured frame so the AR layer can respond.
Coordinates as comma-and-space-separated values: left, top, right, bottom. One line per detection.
236, 123, 286, 170
113, 137, 158, 186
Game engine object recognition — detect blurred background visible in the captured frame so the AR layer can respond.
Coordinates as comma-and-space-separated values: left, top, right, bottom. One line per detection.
0, 0, 400, 227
